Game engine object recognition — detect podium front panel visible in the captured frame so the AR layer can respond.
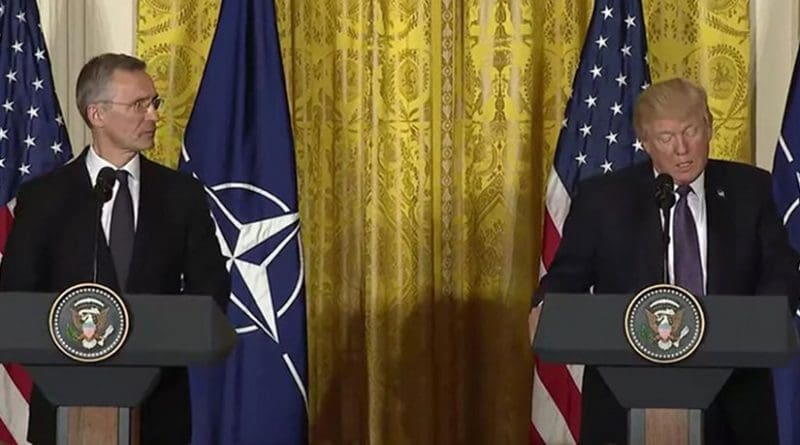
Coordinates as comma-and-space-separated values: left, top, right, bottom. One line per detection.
534, 293, 797, 368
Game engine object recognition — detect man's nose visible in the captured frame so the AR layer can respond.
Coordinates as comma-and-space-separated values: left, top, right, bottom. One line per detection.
145, 106, 159, 121
674, 136, 689, 154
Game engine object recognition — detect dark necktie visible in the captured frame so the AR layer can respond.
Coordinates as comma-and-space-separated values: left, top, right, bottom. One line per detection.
673, 185, 704, 297
109, 170, 134, 290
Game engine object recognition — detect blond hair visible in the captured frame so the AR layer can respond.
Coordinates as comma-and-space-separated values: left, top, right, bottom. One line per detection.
633, 78, 713, 140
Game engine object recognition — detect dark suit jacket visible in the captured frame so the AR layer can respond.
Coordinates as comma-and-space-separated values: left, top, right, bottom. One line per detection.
0, 148, 230, 444
537, 159, 800, 445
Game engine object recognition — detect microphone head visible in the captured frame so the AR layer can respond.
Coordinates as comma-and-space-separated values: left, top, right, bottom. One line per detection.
654, 173, 675, 210
95, 167, 117, 203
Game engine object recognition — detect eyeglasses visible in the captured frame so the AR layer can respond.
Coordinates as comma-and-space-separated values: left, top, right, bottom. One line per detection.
99, 96, 163, 114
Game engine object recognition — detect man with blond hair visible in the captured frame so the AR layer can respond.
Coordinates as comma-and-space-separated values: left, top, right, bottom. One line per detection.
531, 78, 799, 444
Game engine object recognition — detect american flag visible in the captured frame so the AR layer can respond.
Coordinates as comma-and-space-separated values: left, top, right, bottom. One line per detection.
531, 0, 650, 443
771, 47, 800, 445
0, 1, 72, 443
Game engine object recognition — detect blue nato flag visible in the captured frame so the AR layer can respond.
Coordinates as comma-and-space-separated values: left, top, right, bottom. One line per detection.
180, 0, 308, 443
772, 49, 800, 445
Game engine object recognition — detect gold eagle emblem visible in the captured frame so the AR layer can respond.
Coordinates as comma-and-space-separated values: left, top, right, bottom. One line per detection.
646, 308, 689, 350
70, 307, 113, 349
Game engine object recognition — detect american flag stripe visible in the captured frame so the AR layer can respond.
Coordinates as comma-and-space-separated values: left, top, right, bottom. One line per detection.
530, 365, 576, 444
540, 214, 560, 272
530, 0, 651, 443
544, 168, 572, 235
0, 206, 13, 256
534, 358, 582, 437
2, 365, 31, 401
0, 422, 16, 444
0, 364, 30, 444
541, 179, 569, 269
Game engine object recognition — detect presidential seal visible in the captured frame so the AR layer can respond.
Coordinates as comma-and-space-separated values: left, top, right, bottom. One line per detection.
624, 284, 705, 364
49, 283, 130, 363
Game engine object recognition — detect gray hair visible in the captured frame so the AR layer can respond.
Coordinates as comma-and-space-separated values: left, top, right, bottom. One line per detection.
75, 53, 147, 126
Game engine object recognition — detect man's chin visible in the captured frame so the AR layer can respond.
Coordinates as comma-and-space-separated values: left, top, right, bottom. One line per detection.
673, 171, 701, 186
134, 141, 155, 152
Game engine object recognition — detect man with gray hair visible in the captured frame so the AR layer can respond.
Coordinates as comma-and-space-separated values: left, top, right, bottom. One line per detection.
530, 78, 799, 444
0, 53, 229, 444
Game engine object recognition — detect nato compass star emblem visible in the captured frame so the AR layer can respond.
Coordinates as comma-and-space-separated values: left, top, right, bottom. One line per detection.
204, 182, 304, 344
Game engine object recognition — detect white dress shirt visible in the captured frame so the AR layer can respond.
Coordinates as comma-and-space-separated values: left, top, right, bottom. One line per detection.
660, 172, 708, 292
85, 146, 141, 241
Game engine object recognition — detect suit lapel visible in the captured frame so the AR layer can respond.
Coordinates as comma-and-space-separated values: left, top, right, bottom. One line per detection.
59, 148, 121, 288
64, 149, 98, 258
631, 162, 664, 288
704, 162, 734, 295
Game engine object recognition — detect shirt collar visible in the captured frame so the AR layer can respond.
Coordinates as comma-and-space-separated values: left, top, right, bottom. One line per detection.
651, 169, 706, 200
687, 171, 705, 200
86, 145, 141, 185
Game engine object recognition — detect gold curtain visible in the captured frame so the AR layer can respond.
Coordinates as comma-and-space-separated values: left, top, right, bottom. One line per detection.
136, 0, 221, 168
137, 0, 750, 444
280, 1, 536, 443
645, 0, 751, 161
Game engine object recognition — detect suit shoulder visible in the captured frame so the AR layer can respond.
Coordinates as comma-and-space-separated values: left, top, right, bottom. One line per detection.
574, 161, 650, 197
16, 159, 82, 199
707, 159, 770, 189
141, 156, 205, 192
708, 159, 768, 176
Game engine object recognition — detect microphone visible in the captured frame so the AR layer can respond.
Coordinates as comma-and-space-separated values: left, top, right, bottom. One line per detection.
655, 173, 675, 210
654, 173, 675, 284
92, 167, 117, 282
95, 167, 116, 203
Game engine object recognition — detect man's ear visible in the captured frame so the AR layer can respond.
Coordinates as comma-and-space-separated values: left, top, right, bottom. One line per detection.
86, 104, 105, 128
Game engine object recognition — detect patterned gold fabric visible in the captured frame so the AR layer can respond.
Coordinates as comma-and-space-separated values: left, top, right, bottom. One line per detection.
280, 1, 535, 442
646, 0, 751, 161
136, 0, 221, 168
137, 0, 750, 443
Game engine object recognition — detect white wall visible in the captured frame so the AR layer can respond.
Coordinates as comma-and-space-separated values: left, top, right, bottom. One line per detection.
754, 0, 800, 170
38, 0, 138, 154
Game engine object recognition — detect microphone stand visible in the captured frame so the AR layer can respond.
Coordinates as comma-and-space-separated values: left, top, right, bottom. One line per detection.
662, 207, 671, 284
654, 173, 675, 284
59, 170, 114, 445
92, 197, 103, 283
92, 168, 115, 282
630, 176, 671, 445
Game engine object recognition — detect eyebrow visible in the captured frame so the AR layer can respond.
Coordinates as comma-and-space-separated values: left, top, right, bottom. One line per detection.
131, 94, 157, 103
657, 123, 698, 135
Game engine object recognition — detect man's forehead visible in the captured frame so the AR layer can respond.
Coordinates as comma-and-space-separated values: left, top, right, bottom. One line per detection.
648, 113, 706, 131
110, 70, 156, 98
